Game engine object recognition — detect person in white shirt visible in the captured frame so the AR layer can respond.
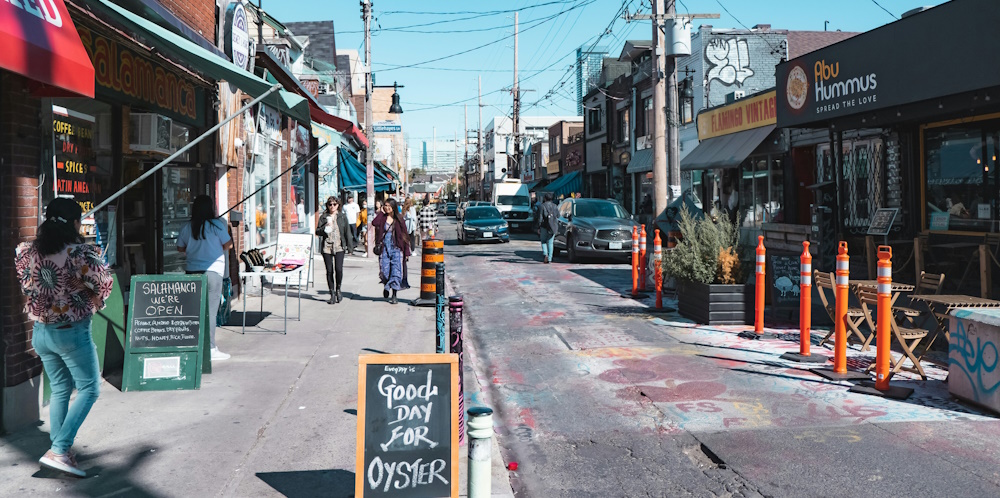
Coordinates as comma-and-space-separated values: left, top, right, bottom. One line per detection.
342, 194, 361, 251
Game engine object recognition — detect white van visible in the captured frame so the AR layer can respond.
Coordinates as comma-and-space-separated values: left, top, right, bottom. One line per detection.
492, 180, 534, 231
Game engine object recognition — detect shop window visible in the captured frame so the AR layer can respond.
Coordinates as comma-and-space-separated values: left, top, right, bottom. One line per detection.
738, 156, 784, 227
289, 151, 309, 233
248, 138, 282, 247
48, 99, 116, 262
588, 107, 602, 133
162, 167, 201, 274
925, 127, 992, 232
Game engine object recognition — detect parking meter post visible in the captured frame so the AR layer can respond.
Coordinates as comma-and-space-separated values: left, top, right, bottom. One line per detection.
755, 235, 766, 334
467, 407, 494, 498
653, 229, 663, 309
639, 225, 648, 290
435, 262, 446, 354
449, 296, 465, 444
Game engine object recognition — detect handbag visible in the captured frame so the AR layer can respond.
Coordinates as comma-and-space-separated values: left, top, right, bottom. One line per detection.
373, 240, 384, 256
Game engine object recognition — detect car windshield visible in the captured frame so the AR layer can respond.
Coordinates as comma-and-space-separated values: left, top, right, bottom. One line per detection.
574, 201, 630, 219
465, 207, 502, 220
447, 203, 456, 208
496, 195, 529, 206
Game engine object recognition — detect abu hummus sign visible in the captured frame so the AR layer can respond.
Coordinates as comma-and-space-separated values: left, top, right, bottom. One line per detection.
776, 0, 1000, 128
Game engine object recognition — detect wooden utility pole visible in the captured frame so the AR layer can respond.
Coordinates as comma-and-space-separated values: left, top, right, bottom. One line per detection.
512, 12, 520, 179
478, 75, 483, 200
362, 0, 375, 258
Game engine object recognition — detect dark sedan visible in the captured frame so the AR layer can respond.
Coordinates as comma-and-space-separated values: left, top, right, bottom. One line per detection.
458, 206, 510, 244
553, 198, 638, 262
445, 202, 458, 216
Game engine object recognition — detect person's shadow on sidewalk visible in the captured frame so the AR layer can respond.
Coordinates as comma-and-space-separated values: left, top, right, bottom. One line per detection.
256, 469, 355, 498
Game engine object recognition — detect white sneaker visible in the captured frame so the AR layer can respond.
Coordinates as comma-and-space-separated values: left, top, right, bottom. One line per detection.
211, 348, 230, 361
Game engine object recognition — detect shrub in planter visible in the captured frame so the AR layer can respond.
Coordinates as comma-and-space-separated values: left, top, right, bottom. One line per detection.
663, 208, 750, 324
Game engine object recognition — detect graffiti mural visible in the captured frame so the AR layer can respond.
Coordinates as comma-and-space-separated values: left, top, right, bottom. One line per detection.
705, 37, 754, 87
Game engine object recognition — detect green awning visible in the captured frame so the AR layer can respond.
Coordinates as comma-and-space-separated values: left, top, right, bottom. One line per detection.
88, 0, 310, 123
376, 160, 402, 184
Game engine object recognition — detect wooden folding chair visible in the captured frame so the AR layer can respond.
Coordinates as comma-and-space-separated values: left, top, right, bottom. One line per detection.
814, 270, 837, 347
865, 308, 930, 380
895, 271, 945, 327
847, 287, 878, 352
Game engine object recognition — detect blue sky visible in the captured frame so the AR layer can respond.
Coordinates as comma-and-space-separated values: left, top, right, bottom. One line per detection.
266, 0, 944, 162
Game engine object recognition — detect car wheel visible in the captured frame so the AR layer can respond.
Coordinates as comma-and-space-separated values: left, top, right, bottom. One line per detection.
552, 244, 562, 257
567, 235, 579, 263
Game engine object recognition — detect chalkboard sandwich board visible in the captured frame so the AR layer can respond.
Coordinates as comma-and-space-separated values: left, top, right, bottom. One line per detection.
356, 354, 459, 498
123, 274, 207, 391
768, 251, 802, 309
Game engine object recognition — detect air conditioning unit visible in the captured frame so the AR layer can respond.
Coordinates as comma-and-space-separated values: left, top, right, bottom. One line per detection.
725, 90, 746, 104
129, 113, 172, 155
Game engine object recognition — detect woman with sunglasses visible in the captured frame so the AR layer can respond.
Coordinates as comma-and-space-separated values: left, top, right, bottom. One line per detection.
372, 197, 411, 304
316, 196, 355, 304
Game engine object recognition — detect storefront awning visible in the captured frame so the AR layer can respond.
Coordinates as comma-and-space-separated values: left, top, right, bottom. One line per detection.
680, 125, 776, 171
524, 179, 546, 191
339, 148, 395, 192
625, 148, 653, 174
87, 0, 310, 123
538, 171, 582, 198
1, 0, 94, 97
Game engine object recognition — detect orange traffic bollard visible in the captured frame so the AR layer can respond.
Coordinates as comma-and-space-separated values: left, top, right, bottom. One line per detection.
780, 242, 826, 363
653, 229, 663, 309
639, 225, 648, 290
848, 246, 913, 399
631, 226, 639, 296
754, 235, 765, 334
833, 241, 849, 373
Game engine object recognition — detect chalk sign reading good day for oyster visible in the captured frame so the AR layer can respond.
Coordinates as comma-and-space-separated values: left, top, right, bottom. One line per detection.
356, 354, 458, 498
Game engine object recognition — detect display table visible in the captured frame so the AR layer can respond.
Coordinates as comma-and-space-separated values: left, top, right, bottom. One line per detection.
949, 308, 1000, 414
238, 267, 304, 334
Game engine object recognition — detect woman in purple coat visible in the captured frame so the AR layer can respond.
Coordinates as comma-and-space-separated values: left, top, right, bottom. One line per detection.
372, 197, 411, 304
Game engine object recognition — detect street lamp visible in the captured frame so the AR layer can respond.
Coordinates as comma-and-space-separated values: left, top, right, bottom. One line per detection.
389, 82, 403, 114
679, 66, 695, 125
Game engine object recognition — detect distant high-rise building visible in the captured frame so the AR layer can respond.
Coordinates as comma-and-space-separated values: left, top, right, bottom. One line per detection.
576, 45, 608, 115
421, 140, 462, 173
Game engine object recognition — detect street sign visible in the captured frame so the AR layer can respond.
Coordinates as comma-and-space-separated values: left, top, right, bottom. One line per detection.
373, 120, 402, 133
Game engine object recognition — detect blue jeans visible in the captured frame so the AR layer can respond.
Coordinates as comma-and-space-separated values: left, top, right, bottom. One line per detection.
540, 234, 555, 260
32, 319, 100, 455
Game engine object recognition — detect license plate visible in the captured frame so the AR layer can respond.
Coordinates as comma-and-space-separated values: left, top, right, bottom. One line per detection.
609, 241, 623, 250
483, 231, 493, 237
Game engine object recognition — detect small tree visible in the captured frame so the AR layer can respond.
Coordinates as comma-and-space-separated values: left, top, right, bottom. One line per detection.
663, 207, 743, 285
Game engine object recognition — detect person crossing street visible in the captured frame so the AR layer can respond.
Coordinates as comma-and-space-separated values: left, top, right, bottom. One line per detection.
418, 194, 439, 244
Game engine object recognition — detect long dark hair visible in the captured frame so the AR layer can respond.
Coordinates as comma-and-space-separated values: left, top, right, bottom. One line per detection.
385, 197, 404, 224
190, 195, 218, 240
35, 197, 84, 256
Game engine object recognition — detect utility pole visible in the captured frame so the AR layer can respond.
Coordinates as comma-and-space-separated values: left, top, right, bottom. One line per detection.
478, 75, 483, 201
512, 11, 519, 180
464, 103, 469, 201
362, 0, 375, 258
651, 0, 668, 220
665, 0, 681, 206
433, 126, 437, 173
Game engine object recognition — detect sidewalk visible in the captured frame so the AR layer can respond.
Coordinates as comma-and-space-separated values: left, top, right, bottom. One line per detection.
0, 252, 514, 497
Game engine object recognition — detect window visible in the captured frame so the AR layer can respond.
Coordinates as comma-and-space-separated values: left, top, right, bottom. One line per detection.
635, 97, 652, 137
550, 135, 560, 154
738, 155, 784, 227
588, 107, 602, 133
925, 125, 998, 232
617, 108, 630, 144
249, 137, 281, 247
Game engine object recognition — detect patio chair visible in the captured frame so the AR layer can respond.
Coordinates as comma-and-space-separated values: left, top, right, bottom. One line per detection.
895, 271, 945, 327
815, 270, 868, 349
846, 287, 879, 352
865, 305, 930, 381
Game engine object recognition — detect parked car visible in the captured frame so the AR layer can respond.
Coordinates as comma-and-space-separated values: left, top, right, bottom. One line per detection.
553, 198, 638, 263
436, 201, 447, 214
445, 202, 457, 216
457, 200, 490, 220
458, 206, 509, 244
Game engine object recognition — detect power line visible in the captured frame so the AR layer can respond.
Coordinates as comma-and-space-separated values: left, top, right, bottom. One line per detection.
870, 0, 899, 19
381, 1, 577, 16
375, 0, 597, 72
371, 64, 562, 73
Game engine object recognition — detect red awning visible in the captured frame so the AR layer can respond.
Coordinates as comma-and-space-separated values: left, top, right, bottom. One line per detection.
1, 0, 94, 97
308, 102, 369, 148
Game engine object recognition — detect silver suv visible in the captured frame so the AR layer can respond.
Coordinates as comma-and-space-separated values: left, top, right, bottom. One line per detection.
553, 198, 638, 262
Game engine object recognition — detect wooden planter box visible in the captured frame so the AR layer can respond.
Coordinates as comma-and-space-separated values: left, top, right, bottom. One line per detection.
677, 281, 752, 325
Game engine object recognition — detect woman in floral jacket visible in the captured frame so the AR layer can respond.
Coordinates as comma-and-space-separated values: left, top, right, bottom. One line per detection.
15, 198, 113, 477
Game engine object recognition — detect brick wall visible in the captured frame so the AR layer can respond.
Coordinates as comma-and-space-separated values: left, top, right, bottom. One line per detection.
159, 0, 217, 45
1, 72, 43, 388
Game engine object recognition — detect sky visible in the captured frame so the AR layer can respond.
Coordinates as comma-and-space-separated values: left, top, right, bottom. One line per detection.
266, 0, 945, 167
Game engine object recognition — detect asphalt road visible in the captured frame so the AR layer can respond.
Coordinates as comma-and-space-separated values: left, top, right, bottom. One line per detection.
439, 215, 1000, 498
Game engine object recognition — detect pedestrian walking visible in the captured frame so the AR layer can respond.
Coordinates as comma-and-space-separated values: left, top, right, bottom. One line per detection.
176, 195, 234, 361
358, 198, 369, 256
343, 194, 361, 250
373, 197, 411, 304
418, 194, 438, 241
403, 197, 419, 250
15, 198, 113, 477
538, 192, 560, 264
316, 196, 356, 304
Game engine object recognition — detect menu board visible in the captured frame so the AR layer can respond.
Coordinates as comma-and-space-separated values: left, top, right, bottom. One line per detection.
867, 208, 899, 236
127, 274, 206, 349
768, 251, 801, 308
356, 354, 458, 498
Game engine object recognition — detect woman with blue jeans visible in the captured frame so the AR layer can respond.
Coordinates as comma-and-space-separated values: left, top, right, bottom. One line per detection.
15, 198, 113, 477
537, 192, 560, 264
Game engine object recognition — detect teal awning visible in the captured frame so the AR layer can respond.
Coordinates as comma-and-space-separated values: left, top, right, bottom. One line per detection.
88, 0, 310, 123
538, 171, 582, 198
339, 148, 395, 192
376, 161, 401, 184
524, 179, 546, 191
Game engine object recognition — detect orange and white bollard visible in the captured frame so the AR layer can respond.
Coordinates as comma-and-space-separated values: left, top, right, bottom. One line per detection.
653, 229, 663, 309
631, 226, 639, 296
639, 225, 648, 290
849, 245, 913, 398
780, 241, 826, 363
813, 241, 868, 380
754, 235, 766, 334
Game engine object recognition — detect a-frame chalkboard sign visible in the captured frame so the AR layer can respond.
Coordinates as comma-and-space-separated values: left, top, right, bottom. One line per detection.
356, 354, 459, 498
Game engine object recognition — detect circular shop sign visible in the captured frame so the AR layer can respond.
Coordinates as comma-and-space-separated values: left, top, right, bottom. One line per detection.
226, 2, 250, 71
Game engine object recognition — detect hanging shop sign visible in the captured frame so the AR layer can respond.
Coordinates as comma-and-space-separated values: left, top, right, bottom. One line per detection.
258, 103, 282, 142
294, 124, 310, 155
225, 1, 251, 71
697, 90, 776, 141
76, 24, 205, 126
776, 0, 1000, 128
